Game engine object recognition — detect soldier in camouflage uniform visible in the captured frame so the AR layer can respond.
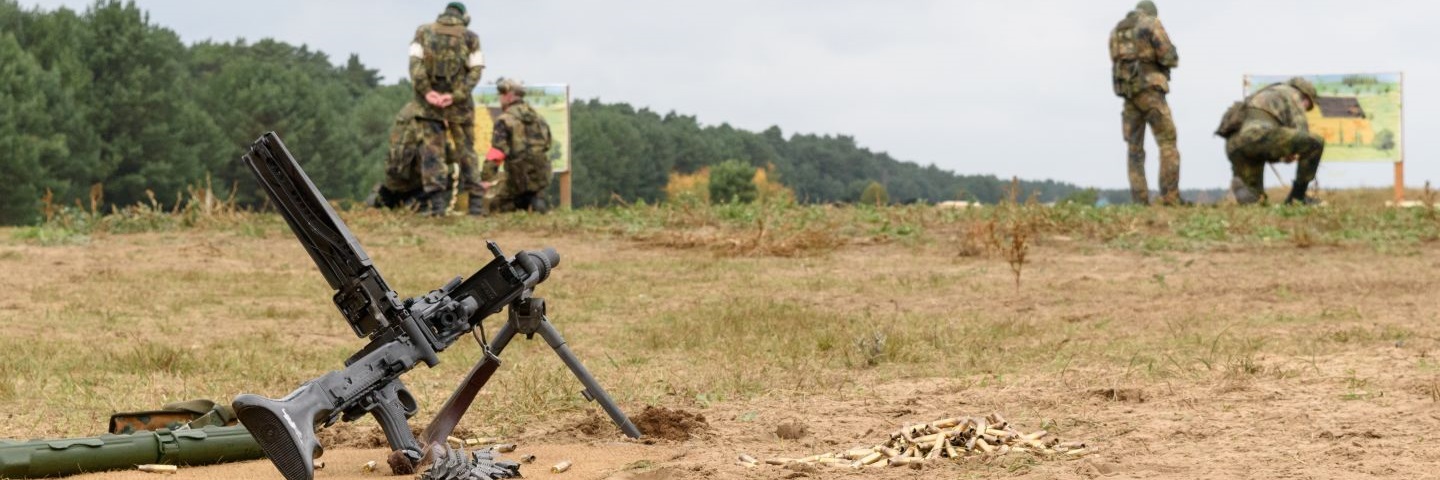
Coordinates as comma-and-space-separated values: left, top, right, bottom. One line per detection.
1110, 0, 1182, 205
372, 101, 427, 209
410, 2, 486, 216
1219, 77, 1324, 205
485, 78, 553, 213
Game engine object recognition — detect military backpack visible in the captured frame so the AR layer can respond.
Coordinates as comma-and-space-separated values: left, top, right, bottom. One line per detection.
1215, 101, 1247, 138
1108, 14, 1141, 97
420, 23, 472, 92
523, 116, 552, 159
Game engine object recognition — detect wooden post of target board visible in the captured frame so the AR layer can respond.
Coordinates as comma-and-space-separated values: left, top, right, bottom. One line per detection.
1394, 73, 1406, 204
560, 171, 572, 209
1394, 162, 1404, 204
560, 85, 573, 209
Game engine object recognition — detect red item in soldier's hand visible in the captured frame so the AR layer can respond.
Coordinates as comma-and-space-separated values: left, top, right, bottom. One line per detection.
485, 147, 506, 164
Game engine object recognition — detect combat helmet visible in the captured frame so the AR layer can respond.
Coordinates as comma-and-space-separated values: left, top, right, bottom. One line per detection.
496, 77, 526, 96
1135, 0, 1158, 16
1287, 77, 1319, 111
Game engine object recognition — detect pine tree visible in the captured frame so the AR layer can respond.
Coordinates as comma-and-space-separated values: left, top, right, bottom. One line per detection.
81, 0, 221, 208
709, 159, 758, 204
0, 33, 68, 223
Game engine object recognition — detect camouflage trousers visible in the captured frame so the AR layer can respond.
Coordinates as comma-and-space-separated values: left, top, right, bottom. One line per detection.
1225, 126, 1324, 205
1122, 90, 1180, 204
492, 153, 552, 213
419, 119, 484, 196
380, 161, 424, 201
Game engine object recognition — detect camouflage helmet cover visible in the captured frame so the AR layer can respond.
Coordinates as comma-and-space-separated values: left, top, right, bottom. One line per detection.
496, 77, 526, 96
1135, 0, 1157, 16
1287, 77, 1319, 111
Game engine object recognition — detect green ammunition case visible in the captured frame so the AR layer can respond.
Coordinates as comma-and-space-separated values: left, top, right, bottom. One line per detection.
0, 425, 262, 478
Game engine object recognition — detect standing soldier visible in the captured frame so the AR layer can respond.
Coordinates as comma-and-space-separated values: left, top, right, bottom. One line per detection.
1110, 0, 1181, 205
410, 2, 486, 216
1215, 77, 1324, 205
486, 78, 553, 213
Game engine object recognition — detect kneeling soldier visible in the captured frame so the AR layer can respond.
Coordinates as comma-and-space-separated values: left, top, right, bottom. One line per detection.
485, 78, 553, 213
1216, 77, 1324, 205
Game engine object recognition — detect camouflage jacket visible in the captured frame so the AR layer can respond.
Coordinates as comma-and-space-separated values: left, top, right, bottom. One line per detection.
1109, 12, 1179, 96
409, 13, 483, 121
491, 102, 552, 161
387, 102, 424, 168
1242, 84, 1310, 133
383, 102, 425, 192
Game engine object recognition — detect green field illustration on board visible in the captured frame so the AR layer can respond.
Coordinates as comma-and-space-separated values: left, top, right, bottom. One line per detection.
474, 84, 572, 173
1245, 73, 1403, 163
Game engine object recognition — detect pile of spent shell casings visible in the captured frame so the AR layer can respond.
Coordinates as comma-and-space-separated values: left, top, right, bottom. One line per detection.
742, 413, 1089, 469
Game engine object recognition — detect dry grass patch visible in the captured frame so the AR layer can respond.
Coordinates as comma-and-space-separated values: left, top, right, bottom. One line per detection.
2, 198, 1440, 479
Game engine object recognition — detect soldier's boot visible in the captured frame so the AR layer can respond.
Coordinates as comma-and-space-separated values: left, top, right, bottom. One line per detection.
364, 184, 385, 208
1284, 180, 1318, 206
373, 185, 412, 209
529, 195, 549, 214
1157, 145, 1185, 206
424, 190, 449, 217
512, 192, 535, 213
1287, 142, 1323, 206
1161, 196, 1193, 207
467, 193, 486, 216
1231, 176, 1262, 205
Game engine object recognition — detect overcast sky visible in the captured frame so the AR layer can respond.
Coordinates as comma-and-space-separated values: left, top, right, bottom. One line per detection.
22, 0, 1439, 190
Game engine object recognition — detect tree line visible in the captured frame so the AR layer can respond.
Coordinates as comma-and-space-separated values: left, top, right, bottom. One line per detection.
1, 0, 1104, 225
1, 0, 407, 224
566, 100, 1093, 207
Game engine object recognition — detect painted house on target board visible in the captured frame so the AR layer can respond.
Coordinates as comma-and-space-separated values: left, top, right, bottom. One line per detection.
1306, 97, 1374, 145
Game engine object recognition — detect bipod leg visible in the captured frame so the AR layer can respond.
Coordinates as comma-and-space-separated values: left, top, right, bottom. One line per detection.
488, 317, 519, 355
534, 316, 642, 438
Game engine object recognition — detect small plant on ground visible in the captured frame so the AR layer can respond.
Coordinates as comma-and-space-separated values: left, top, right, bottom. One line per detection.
708, 159, 758, 204
859, 181, 889, 206
987, 177, 1034, 290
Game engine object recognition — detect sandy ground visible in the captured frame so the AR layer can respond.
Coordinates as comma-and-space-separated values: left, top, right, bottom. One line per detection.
68, 443, 684, 480
5, 222, 1440, 480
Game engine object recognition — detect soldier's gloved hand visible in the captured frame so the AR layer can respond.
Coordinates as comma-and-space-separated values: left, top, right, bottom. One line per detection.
485, 148, 506, 164
1282, 153, 1299, 164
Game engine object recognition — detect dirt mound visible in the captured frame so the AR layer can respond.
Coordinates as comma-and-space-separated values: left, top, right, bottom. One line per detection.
572, 413, 614, 437
1090, 388, 1147, 403
774, 421, 808, 440
315, 423, 391, 449
633, 406, 708, 441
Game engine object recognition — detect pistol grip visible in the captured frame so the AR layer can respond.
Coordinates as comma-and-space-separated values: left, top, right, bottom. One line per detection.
365, 380, 423, 473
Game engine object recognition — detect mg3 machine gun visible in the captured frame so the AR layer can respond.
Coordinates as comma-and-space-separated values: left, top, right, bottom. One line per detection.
231, 132, 640, 480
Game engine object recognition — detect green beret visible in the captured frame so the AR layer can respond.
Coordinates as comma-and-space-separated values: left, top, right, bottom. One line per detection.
1136, 0, 1157, 16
